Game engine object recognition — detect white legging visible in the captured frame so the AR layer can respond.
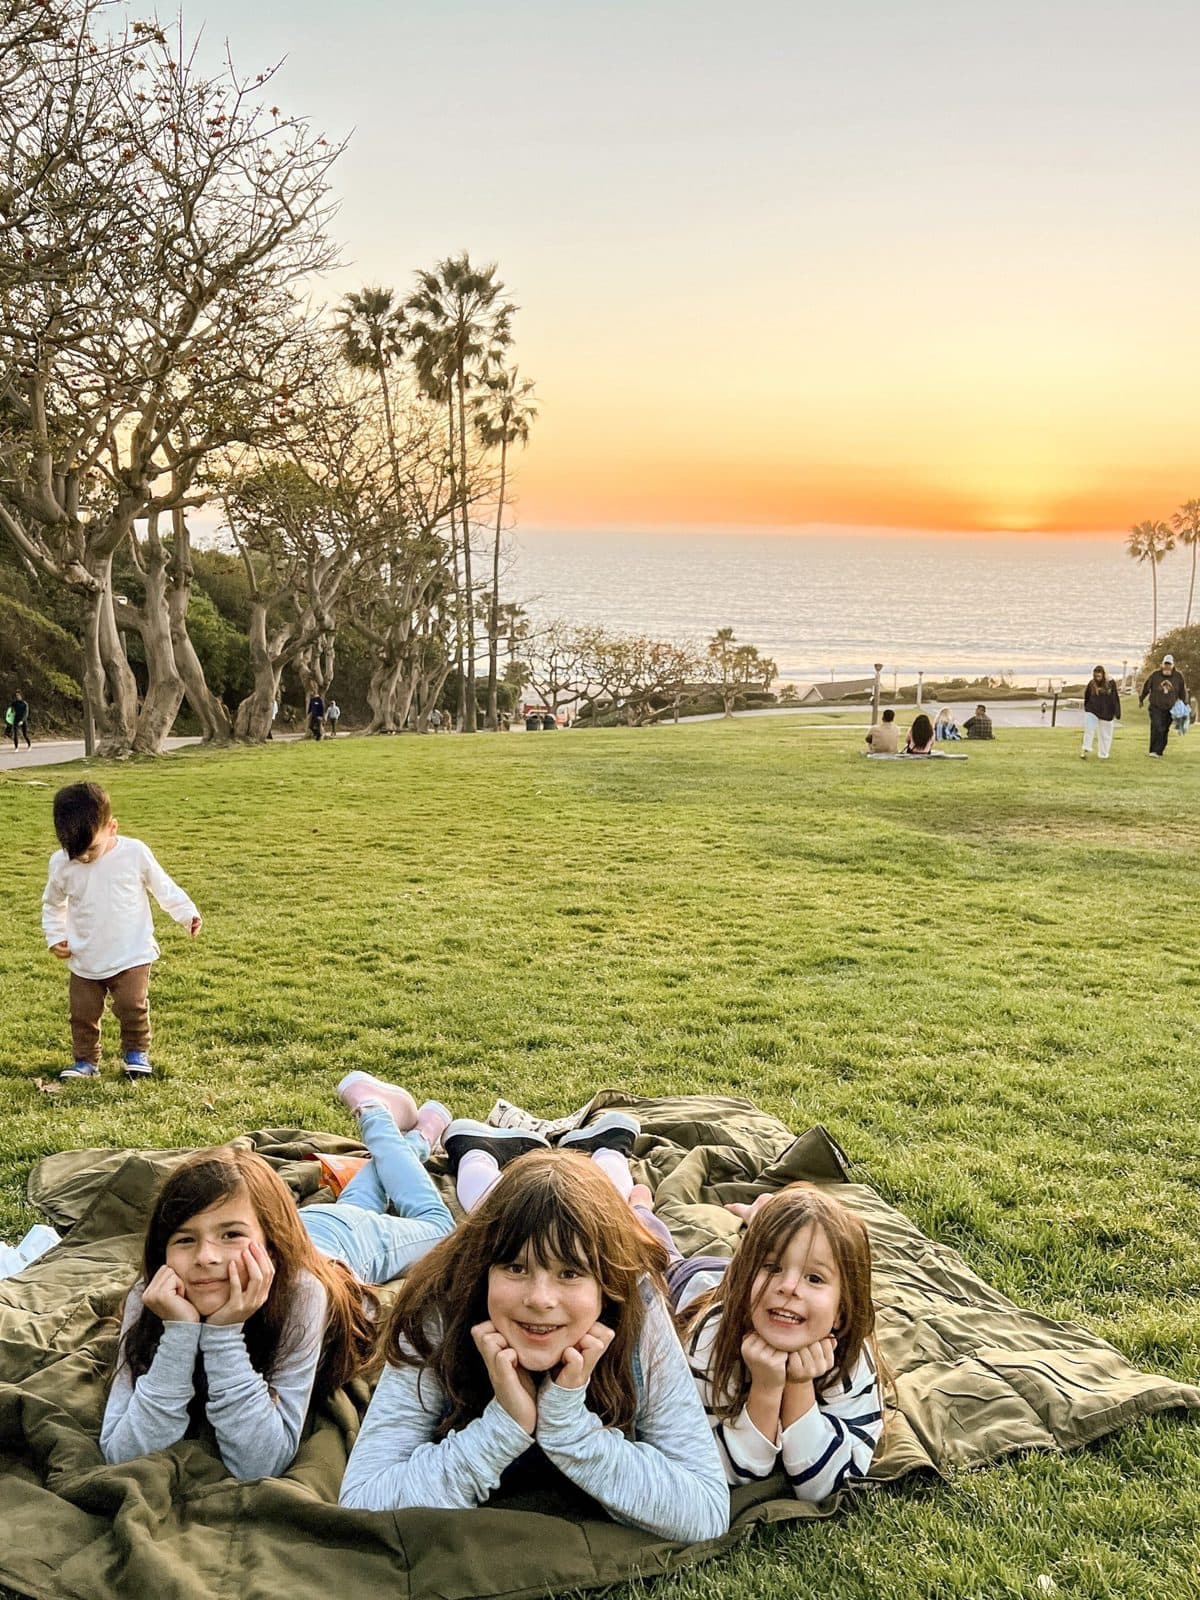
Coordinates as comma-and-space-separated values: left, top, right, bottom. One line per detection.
1081, 712, 1114, 758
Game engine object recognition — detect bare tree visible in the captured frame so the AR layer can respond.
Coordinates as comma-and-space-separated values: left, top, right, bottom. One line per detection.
0, 3, 342, 752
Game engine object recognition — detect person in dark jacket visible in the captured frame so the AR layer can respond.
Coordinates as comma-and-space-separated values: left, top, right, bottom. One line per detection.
6, 693, 31, 750
1080, 666, 1121, 760
1138, 652, 1186, 758
307, 693, 326, 740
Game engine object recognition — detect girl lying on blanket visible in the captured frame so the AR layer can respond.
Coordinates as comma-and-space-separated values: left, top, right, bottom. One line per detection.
338, 1115, 731, 1545
633, 1184, 884, 1501
101, 1074, 455, 1480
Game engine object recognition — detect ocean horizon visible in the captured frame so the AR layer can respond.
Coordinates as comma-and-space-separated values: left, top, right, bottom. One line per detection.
509, 527, 1190, 685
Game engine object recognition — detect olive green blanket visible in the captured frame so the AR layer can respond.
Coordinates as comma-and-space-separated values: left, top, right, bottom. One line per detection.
1, 1091, 1196, 1600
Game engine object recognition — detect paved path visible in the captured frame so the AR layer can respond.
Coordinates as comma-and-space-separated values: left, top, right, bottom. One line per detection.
0, 736, 201, 772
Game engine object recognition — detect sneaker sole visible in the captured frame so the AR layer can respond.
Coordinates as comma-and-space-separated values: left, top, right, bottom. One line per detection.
443, 1124, 550, 1174
557, 1113, 640, 1156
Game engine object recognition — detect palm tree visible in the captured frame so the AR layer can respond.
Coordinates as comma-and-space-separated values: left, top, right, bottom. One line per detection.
473, 366, 537, 730
1170, 499, 1200, 627
335, 287, 407, 504
1126, 520, 1175, 648
406, 254, 514, 731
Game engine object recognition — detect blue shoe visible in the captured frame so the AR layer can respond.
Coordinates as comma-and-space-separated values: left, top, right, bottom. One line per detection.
123, 1051, 152, 1080
60, 1061, 99, 1080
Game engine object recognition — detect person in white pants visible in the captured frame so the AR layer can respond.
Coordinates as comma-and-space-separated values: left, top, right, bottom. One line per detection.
1081, 665, 1120, 760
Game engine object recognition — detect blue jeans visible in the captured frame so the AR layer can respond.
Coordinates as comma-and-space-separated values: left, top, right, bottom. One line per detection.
300, 1104, 455, 1283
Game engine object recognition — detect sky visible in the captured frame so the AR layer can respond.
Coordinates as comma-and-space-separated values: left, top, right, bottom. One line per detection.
181, 0, 1200, 535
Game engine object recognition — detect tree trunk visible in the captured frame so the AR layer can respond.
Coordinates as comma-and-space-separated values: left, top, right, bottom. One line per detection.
487, 435, 507, 731
234, 601, 282, 740
1152, 562, 1158, 649
168, 511, 232, 743
457, 365, 477, 732
1187, 541, 1196, 628
84, 552, 139, 756
130, 554, 186, 755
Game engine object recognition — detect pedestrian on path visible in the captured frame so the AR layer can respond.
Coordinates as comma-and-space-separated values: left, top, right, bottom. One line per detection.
1081, 666, 1120, 760
6, 692, 31, 750
1139, 652, 1186, 758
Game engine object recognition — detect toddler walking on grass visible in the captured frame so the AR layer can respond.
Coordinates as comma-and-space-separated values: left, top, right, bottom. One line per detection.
41, 781, 200, 1082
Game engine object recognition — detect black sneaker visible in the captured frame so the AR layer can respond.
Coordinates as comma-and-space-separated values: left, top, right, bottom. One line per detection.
557, 1112, 641, 1156
443, 1120, 550, 1176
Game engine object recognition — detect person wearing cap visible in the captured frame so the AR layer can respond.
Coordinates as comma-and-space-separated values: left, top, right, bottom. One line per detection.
1138, 652, 1186, 758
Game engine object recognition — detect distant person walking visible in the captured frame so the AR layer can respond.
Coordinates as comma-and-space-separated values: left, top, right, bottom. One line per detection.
963, 704, 994, 740
1139, 652, 1186, 758
307, 692, 325, 741
326, 699, 341, 737
865, 707, 899, 753
905, 712, 935, 754
5, 692, 30, 750
1081, 666, 1120, 760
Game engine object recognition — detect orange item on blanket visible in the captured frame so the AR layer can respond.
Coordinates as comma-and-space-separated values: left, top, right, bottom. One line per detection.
312, 1153, 369, 1196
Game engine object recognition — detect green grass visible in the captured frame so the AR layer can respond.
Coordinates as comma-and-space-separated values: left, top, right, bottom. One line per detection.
3, 716, 1200, 1599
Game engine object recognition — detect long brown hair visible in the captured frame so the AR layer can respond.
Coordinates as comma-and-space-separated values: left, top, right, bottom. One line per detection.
384, 1149, 669, 1437
681, 1185, 875, 1423
119, 1147, 378, 1403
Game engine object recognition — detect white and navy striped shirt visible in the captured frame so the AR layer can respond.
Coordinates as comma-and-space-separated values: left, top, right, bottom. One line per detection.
678, 1273, 883, 1501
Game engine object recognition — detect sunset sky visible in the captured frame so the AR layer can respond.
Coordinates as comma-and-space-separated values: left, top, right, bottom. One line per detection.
191, 0, 1199, 534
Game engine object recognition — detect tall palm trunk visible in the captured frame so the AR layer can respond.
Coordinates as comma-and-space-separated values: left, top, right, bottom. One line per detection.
445, 390, 465, 730
1187, 541, 1197, 628
456, 361, 477, 732
486, 431, 508, 731
1151, 560, 1159, 647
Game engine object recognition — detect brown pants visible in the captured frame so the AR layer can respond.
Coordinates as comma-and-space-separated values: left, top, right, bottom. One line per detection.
69, 965, 151, 1064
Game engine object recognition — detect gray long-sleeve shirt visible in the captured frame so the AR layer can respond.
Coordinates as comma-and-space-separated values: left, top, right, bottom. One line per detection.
100, 1273, 328, 1480
339, 1290, 730, 1544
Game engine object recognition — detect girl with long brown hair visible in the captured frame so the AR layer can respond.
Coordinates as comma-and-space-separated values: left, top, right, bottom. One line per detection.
101, 1145, 380, 1480
662, 1185, 883, 1501
338, 1143, 729, 1544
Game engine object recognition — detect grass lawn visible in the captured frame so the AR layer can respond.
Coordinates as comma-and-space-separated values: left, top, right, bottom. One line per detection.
2, 715, 1199, 1599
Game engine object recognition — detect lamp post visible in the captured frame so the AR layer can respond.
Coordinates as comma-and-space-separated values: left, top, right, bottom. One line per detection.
871, 663, 883, 726
916, 670, 924, 710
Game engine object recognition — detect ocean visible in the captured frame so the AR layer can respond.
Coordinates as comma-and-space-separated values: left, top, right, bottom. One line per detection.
508, 528, 1192, 686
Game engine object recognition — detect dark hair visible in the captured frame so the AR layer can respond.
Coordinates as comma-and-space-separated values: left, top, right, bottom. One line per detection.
680, 1186, 876, 1422
53, 781, 111, 859
384, 1149, 669, 1438
881, 709, 895, 723
1093, 665, 1107, 683
909, 713, 934, 747
119, 1148, 378, 1404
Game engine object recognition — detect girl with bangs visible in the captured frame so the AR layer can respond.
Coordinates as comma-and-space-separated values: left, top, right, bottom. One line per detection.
657, 1185, 883, 1502
102, 1074, 456, 1479
102, 1146, 379, 1480
339, 1143, 730, 1544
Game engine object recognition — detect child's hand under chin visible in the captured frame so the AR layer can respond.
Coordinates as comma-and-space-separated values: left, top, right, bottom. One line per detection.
205, 1241, 275, 1327
786, 1336, 837, 1385
472, 1321, 539, 1434
143, 1264, 200, 1324
554, 1321, 614, 1390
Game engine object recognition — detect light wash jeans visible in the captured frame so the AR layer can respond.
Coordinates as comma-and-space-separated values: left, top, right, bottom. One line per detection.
300, 1104, 455, 1284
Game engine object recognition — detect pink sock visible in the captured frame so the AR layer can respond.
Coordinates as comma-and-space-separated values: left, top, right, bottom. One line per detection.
457, 1150, 502, 1213
592, 1148, 634, 1200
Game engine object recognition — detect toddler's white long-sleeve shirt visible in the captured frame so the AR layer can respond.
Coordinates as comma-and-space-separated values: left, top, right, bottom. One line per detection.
42, 836, 198, 980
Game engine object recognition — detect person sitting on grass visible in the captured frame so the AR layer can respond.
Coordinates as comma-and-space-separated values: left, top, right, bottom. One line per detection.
42, 781, 200, 1083
865, 708, 899, 753
962, 704, 994, 740
904, 712, 935, 754
339, 1117, 730, 1545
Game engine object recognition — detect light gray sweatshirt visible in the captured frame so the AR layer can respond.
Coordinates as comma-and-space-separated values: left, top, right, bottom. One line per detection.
339, 1290, 730, 1544
100, 1273, 327, 1480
